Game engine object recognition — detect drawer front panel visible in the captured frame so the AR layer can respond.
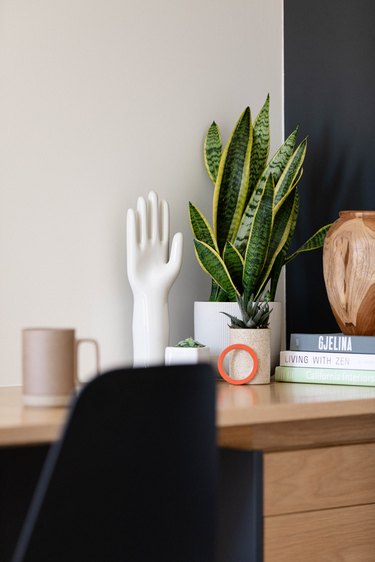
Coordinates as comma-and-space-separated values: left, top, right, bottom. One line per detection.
264, 442, 375, 515
265, 503, 375, 562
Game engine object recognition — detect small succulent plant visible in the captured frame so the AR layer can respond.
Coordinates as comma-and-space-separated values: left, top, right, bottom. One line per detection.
175, 337, 205, 348
221, 293, 272, 329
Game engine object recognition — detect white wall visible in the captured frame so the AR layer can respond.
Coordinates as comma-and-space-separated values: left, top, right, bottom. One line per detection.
0, 0, 284, 386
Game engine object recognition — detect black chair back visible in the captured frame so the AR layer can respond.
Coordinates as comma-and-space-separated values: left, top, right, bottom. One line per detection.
12, 364, 217, 562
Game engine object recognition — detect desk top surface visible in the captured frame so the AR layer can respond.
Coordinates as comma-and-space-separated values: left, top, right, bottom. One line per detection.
1, 381, 375, 446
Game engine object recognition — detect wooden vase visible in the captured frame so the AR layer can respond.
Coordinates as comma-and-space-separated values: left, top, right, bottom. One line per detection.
323, 210, 375, 335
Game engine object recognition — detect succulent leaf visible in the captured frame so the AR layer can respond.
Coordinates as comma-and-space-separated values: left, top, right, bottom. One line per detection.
175, 337, 205, 348
224, 293, 271, 329
220, 311, 247, 328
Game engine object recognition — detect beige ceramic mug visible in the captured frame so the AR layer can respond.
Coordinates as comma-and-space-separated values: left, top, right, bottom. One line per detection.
22, 328, 100, 407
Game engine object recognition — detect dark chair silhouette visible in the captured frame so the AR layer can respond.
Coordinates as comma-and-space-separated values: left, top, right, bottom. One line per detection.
12, 364, 217, 562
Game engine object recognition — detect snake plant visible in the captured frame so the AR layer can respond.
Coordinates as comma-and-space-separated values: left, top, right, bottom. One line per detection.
189, 95, 331, 302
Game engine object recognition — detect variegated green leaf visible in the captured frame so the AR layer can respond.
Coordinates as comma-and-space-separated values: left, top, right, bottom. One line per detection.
242, 174, 274, 302
269, 190, 300, 299
213, 107, 253, 253
291, 166, 303, 190
193, 239, 238, 299
234, 129, 299, 257
234, 169, 275, 257
285, 223, 332, 264
247, 95, 270, 201
255, 188, 297, 297
223, 242, 244, 293
274, 138, 307, 208
189, 202, 217, 250
267, 127, 298, 184
209, 280, 233, 302
204, 122, 222, 184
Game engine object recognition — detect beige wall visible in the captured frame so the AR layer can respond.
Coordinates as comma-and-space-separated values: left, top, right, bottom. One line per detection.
0, 0, 284, 385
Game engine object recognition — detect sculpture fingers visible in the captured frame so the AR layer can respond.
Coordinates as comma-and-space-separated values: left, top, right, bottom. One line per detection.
126, 208, 138, 282
137, 196, 147, 245
148, 191, 159, 242
126, 208, 137, 247
160, 199, 170, 244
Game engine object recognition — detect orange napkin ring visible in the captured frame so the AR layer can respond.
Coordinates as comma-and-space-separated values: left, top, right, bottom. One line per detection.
217, 343, 258, 385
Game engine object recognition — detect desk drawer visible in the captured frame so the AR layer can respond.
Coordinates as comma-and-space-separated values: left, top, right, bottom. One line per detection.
264, 503, 375, 562
264, 442, 375, 516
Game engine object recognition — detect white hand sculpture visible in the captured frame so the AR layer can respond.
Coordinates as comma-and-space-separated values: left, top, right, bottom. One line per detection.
127, 191, 183, 367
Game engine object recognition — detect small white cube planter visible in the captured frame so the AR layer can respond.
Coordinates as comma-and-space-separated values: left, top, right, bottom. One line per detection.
165, 346, 210, 366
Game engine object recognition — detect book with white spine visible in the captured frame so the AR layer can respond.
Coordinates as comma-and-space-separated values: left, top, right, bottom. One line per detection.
280, 350, 375, 370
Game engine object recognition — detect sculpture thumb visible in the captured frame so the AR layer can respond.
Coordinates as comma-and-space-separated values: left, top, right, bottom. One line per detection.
168, 232, 183, 277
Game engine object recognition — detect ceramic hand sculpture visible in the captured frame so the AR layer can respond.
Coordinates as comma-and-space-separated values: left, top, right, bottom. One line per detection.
127, 191, 183, 367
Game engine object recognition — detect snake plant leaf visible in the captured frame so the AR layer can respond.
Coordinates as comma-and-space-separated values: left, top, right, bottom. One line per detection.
189, 202, 217, 250
267, 127, 298, 184
193, 239, 238, 299
209, 280, 233, 302
223, 242, 244, 293
234, 167, 273, 257
234, 129, 299, 257
269, 190, 300, 299
213, 107, 253, 253
247, 94, 270, 202
291, 166, 303, 190
204, 122, 222, 184
285, 223, 332, 264
242, 174, 274, 302
255, 188, 297, 297
274, 138, 307, 208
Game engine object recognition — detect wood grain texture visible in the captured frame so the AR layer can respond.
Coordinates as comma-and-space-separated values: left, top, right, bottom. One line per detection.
323, 210, 375, 335
264, 443, 375, 515
218, 414, 375, 451
264, 504, 375, 562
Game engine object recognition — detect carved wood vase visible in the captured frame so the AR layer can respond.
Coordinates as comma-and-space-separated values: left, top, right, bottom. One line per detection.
323, 210, 375, 335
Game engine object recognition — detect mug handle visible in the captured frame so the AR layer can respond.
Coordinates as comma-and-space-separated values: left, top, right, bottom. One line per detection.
75, 339, 100, 385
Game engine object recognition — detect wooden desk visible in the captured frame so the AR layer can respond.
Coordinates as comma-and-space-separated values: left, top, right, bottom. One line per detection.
1, 382, 375, 561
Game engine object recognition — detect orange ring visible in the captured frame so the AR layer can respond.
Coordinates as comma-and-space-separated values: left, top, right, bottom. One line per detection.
217, 343, 258, 385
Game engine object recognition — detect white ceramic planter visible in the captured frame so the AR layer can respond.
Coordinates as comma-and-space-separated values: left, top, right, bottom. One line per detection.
194, 301, 281, 373
228, 328, 270, 384
165, 345, 210, 366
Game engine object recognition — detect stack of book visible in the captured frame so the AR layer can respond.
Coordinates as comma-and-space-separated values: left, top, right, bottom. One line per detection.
275, 333, 375, 387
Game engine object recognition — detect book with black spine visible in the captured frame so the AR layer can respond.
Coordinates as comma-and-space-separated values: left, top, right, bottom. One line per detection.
289, 333, 375, 354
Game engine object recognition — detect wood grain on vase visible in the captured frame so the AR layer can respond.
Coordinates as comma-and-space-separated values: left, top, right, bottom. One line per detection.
323, 210, 375, 335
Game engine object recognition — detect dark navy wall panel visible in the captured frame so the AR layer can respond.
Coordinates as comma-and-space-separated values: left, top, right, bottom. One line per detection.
284, 0, 375, 335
